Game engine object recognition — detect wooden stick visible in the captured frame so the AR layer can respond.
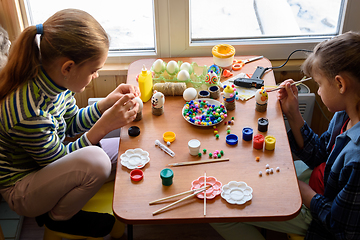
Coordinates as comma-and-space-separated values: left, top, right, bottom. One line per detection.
267, 77, 312, 92
149, 185, 208, 205
204, 172, 207, 216
168, 158, 229, 167
152, 188, 207, 215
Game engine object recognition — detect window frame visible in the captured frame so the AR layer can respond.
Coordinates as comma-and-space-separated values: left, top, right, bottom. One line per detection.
2, 0, 359, 65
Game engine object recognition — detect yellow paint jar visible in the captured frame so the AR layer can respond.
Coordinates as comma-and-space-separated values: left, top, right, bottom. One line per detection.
212, 44, 235, 69
265, 135, 276, 151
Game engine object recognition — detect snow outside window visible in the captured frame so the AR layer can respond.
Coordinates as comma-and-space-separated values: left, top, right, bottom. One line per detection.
21, 0, 358, 62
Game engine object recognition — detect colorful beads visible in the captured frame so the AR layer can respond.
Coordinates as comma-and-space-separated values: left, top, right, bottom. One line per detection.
183, 100, 227, 126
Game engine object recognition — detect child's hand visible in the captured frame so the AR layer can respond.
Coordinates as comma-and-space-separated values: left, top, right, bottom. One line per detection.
277, 79, 300, 120
298, 180, 316, 208
98, 84, 140, 113
86, 94, 139, 145
101, 94, 139, 130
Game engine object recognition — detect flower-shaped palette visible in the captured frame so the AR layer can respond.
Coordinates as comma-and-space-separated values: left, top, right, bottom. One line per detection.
221, 181, 253, 205
191, 176, 222, 199
120, 148, 150, 170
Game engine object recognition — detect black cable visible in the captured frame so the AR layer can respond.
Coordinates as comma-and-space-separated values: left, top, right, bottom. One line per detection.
264, 49, 313, 71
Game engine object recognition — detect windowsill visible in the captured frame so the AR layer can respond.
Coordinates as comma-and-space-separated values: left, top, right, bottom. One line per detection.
98, 59, 304, 77
98, 63, 130, 76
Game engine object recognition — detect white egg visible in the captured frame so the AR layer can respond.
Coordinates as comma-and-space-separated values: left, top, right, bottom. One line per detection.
152, 59, 165, 73
255, 88, 268, 104
177, 69, 190, 81
134, 97, 143, 113
180, 62, 193, 74
166, 60, 179, 75
183, 87, 197, 101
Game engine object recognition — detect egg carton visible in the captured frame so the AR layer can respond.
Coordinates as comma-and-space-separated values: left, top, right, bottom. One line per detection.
151, 60, 222, 90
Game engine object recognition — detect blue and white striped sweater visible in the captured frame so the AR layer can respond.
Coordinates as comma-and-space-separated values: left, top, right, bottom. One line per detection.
0, 68, 101, 187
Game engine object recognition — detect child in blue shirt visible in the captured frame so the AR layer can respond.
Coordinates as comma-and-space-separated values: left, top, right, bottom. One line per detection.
211, 31, 360, 240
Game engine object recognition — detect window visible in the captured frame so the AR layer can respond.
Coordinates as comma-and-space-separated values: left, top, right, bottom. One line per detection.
5, 0, 360, 64
191, 0, 343, 40
23, 0, 155, 52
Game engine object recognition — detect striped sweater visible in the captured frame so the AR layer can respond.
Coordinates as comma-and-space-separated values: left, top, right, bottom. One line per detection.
0, 68, 102, 187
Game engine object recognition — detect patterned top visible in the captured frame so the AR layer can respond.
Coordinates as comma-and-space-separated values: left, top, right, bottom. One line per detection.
0, 68, 101, 187
288, 111, 360, 240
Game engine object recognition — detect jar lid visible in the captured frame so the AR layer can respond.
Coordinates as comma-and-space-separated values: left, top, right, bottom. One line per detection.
212, 44, 235, 58
163, 131, 176, 143
130, 169, 144, 181
226, 134, 238, 145
128, 126, 140, 137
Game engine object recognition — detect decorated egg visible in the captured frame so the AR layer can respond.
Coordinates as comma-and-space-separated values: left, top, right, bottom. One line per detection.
205, 70, 218, 84
152, 59, 165, 73
134, 97, 143, 113
177, 69, 190, 81
255, 87, 268, 104
166, 60, 179, 75
180, 62, 193, 75
183, 87, 197, 101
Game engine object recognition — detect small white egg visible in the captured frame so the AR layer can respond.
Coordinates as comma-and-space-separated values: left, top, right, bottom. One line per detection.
180, 62, 193, 74
255, 88, 268, 104
166, 60, 179, 75
183, 87, 197, 101
177, 69, 190, 81
152, 59, 165, 73
134, 97, 143, 113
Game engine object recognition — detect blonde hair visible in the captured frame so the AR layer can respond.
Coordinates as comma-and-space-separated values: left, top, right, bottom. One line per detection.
0, 9, 109, 101
302, 31, 360, 82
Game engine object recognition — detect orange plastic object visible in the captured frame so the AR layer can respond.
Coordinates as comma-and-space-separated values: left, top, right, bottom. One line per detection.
232, 62, 245, 71
223, 69, 233, 78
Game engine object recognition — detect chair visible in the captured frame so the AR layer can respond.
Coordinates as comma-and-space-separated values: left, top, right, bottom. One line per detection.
287, 233, 305, 240
43, 181, 125, 240
0, 224, 4, 240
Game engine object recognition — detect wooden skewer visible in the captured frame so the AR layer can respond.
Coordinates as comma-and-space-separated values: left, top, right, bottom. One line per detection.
152, 188, 208, 215
204, 172, 207, 216
266, 77, 312, 92
168, 158, 229, 167
149, 185, 209, 205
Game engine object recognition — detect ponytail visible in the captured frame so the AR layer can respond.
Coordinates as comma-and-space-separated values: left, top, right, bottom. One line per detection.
0, 26, 40, 101
0, 9, 109, 101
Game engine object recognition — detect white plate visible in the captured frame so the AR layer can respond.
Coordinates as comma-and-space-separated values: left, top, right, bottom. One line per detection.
221, 181, 253, 205
120, 148, 150, 169
182, 98, 227, 127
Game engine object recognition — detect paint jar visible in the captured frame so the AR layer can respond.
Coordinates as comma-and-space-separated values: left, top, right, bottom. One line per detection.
212, 44, 235, 69
188, 139, 201, 156
160, 168, 174, 186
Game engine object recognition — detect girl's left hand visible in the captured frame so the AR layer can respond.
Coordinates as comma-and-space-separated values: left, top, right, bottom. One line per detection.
98, 84, 141, 113
298, 180, 316, 208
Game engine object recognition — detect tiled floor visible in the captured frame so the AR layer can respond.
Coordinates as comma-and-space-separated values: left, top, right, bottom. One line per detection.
0, 198, 23, 240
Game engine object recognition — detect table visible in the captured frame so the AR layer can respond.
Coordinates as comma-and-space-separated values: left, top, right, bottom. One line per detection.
113, 57, 301, 231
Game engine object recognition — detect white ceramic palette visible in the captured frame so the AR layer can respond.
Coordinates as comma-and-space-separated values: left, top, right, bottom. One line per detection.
221, 181, 253, 205
120, 148, 150, 169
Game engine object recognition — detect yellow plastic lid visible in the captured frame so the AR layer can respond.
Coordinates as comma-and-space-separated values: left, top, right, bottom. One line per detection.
212, 44, 235, 58
163, 131, 176, 143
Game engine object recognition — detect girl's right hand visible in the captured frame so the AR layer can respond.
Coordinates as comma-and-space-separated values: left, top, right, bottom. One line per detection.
101, 94, 139, 130
277, 79, 300, 120
86, 94, 139, 145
